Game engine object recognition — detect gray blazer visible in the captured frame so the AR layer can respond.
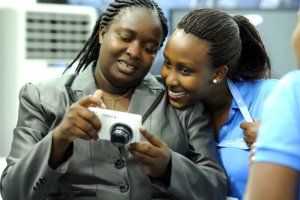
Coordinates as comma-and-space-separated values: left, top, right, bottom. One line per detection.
0, 63, 229, 200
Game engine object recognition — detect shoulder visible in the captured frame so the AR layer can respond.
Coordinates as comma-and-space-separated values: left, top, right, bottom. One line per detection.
253, 79, 279, 95
19, 72, 79, 115
33, 72, 78, 92
242, 79, 279, 100
141, 74, 165, 90
276, 70, 300, 92
265, 70, 300, 105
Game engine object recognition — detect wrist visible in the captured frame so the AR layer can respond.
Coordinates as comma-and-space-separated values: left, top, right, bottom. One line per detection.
53, 128, 72, 148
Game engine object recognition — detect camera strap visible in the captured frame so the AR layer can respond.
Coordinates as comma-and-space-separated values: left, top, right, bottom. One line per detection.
142, 90, 165, 124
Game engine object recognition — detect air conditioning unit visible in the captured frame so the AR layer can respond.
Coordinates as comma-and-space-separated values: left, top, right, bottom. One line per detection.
0, 3, 98, 157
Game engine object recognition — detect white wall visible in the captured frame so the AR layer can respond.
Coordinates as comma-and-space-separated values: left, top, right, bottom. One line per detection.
0, 3, 97, 158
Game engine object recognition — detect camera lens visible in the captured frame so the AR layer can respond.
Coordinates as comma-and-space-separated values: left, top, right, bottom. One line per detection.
110, 124, 132, 147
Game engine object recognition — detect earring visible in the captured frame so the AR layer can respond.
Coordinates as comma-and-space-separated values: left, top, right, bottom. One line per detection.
213, 79, 217, 84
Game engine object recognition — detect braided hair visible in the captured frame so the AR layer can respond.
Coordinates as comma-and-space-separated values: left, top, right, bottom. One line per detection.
177, 8, 271, 82
64, 0, 168, 74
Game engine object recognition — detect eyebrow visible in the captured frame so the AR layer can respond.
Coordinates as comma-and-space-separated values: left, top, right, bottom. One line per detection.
163, 52, 194, 68
119, 27, 160, 45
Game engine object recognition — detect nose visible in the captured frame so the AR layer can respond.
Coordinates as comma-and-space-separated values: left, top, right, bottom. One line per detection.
126, 41, 141, 60
164, 67, 179, 87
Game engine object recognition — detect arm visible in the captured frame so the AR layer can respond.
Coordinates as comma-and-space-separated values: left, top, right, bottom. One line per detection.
128, 102, 229, 199
1, 83, 104, 200
244, 162, 299, 200
163, 102, 229, 200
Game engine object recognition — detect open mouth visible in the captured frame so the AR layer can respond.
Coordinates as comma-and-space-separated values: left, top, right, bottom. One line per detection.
119, 61, 135, 69
168, 89, 187, 100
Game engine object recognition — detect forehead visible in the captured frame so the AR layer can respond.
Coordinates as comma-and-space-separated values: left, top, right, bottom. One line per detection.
111, 7, 162, 32
165, 29, 211, 66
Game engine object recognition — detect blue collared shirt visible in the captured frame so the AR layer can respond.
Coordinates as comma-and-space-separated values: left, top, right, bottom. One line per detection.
255, 70, 300, 199
217, 78, 278, 200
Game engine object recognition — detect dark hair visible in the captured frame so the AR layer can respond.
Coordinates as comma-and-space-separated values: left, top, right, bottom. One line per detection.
177, 8, 271, 82
64, 0, 168, 74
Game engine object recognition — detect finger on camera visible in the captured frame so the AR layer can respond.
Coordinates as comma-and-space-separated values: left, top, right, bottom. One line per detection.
129, 149, 156, 165
139, 126, 163, 147
88, 100, 106, 109
80, 95, 103, 108
129, 141, 160, 157
71, 125, 93, 140
72, 119, 99, 141
78, 108, 101, 130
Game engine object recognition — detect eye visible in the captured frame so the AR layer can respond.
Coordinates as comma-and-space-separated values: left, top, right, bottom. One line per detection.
163, 60, 171, 68
120, 35, 132, 42
144, 46, 156, 53
180, 68, 191, 75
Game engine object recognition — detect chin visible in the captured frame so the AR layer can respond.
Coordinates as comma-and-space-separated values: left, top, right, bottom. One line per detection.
169, 100, 185, 110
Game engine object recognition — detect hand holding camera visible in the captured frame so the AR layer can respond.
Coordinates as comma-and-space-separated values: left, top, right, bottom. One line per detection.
126, 126, 172, 179
88, 107, 142, 147
54, 91, 106, 144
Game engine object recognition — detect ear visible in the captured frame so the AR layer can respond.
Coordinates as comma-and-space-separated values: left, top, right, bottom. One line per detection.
99, 25, 106, 44
211, 66, 228, 83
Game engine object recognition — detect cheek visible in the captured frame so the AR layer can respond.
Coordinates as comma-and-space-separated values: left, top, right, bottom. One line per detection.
141, 53, 156, 70
161, 66, 168, 78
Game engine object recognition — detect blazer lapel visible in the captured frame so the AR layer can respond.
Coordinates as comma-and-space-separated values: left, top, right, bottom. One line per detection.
67, 61, 165, 118
128, 73, 165, 120
68, 62, 99, 103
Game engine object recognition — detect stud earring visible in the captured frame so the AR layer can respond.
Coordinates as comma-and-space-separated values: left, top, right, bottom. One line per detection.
213, 79, 217, 84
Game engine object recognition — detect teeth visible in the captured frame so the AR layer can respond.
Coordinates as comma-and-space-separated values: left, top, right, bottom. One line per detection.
120, 61, 134, 69
120, 61, 127, 67
170, 90, 186, 96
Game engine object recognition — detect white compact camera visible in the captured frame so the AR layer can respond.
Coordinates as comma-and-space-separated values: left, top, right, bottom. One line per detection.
89, 107, 142, 147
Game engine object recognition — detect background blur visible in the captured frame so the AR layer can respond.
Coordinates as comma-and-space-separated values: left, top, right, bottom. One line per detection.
0, 0, 299, 192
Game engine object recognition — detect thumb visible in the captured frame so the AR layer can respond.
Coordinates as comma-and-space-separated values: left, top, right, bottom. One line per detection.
93, 90, 102, 99
92, 90, 106, 109
254, 118, 261, 124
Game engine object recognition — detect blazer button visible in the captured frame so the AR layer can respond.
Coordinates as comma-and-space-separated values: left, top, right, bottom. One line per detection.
119, 183, 129, 193
33, 186, 40, 193
114, 159, 124, 169
39, 177, 46, 184
36, 181, 42, 189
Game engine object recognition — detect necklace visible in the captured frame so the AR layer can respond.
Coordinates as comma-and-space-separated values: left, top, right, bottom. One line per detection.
102, 88, 133, 110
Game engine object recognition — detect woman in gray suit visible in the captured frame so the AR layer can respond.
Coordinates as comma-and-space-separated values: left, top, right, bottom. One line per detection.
0, 1, 229, 200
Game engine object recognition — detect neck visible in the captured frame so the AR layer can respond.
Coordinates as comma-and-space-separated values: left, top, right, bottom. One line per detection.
94, 64, 133, 96
202, 79, 233, 116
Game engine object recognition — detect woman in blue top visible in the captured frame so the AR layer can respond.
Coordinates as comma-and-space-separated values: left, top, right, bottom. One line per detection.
160, 8, 278, 200
244, 7, 300, 200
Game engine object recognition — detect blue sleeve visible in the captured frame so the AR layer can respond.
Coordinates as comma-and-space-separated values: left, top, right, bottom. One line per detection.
254, 71, 300, 171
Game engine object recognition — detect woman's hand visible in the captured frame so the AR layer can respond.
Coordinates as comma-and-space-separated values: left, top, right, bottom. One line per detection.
49, 90, 106, 169
54, 90, 106, 144
240, 118, 261, 147
126, 126, 171, 179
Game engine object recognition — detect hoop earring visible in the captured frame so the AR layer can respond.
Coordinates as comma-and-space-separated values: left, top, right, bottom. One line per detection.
213, 79, 217, 84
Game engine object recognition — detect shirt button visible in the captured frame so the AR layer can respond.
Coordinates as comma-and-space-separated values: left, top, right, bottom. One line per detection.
231, 110, 235, 114
119, 183, 129, 193
223, 126, 227, 130
114, 159, 124, 169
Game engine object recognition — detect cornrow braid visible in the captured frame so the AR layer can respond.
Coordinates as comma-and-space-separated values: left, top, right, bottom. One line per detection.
177, 8, 271, 82
64, 0, 168, 74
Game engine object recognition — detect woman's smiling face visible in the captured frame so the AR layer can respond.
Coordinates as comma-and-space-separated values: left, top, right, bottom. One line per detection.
161, 29, 215, 109
98, 7, 163, 88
